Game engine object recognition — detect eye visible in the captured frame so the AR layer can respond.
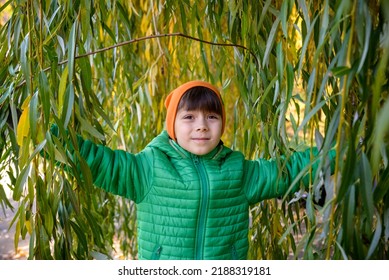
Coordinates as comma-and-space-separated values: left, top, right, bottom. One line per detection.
207, 114, 220, 120
183, 114, 194, 120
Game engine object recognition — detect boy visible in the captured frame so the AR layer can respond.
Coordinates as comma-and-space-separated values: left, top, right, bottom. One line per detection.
59, 80, 334, 260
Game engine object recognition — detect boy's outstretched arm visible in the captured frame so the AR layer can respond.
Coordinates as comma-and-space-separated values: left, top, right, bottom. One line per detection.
48, 125, 151, 203
243, 148, 336, 205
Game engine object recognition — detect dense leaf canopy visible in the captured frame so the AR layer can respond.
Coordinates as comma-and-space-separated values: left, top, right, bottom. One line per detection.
0, 0, 388, 259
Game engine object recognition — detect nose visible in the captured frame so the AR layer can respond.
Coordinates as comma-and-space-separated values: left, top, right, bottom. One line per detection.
196, 117, 208, 131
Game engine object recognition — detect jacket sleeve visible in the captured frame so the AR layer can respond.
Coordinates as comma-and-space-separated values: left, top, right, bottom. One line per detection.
74, 137, 152, 203
243, 148, 336, 205
47, 125, 152, 202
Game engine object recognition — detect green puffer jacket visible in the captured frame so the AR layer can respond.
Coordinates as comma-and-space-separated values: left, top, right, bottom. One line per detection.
76, 130, 333, 260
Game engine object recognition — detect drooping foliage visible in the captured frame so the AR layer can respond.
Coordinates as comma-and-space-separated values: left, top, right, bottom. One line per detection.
0, 0, 388, 259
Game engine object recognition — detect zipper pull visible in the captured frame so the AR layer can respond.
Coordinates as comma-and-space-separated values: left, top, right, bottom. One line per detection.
152, 246, 162, 260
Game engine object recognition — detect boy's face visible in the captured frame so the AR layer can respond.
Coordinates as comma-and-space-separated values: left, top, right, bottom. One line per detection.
174, 108, 222, 156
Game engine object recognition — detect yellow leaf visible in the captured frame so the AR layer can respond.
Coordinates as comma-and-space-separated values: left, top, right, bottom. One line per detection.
25, 220, 33, 235
58, 65, 69, 115
17, 95, 31, 147
140, 16, 150, 34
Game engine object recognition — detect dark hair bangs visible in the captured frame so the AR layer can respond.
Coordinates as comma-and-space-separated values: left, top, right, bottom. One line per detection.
177, 86, 223, 115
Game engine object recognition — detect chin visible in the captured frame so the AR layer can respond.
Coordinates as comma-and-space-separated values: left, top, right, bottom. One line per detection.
192, 149, 211, 156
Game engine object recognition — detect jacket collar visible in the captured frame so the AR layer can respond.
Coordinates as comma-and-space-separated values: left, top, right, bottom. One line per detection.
147, 130, 230, 160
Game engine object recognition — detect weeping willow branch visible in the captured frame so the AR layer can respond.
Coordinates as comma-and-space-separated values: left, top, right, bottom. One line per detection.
63, 32, 261, 68
16, 32, 260, 89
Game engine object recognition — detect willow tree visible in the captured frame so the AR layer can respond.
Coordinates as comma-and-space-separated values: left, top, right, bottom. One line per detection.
0, 0, 388, 260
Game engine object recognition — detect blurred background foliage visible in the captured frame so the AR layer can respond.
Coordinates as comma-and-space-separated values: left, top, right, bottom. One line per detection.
0, 0, 388, 259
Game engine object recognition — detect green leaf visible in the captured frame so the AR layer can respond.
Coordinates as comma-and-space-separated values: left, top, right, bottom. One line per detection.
280, 0, 288, 38
58, 66, 69, 116
39, 71, 51, 128
67, 21, 77, 83
263, 17, 280, 68
83, 207, 104, 247
297, 15, 319, 75
61, 84, 74, 128
331, 66, 352, 77
371, 98, 389, 174
70, 220, 88, 254
20, 35, 30, 87
29, 91, 38, 141
356, 2, 372, 73
344, 184, 355, 246
359, 152, 374, 227
276, 42, 283, 84
13, 164, 31, 201
286, 62, 294, 100
366, 209, 381, 260
77, 53, 92, 96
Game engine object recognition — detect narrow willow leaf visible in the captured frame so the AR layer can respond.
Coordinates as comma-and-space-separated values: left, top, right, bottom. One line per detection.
297, 0, 310, 28
29, 92, 38, 142
67, 21, 77, 83
356, 5, 372, 73
294, 99, 328, 139
0, 0, 12, 13
77, 156, 93, 191
366, 209, 382, 259
332, 66, 352, 77
0, 82, 12, 105
258, 0, 272, 29
360, 152, 374, 227
280, 0, 288, 38
78, 56, 92, 96
14, 220, 20, 251
16, 95, 32, 147
80, 0, 91, 39
70, 220, 88, 253
335, 241, 349, 260
345, 184, 356, 245
61, 85, 74, 128
28, 139, 47, 162
263, 17, 280, 68
79, 118, 105, 141
286, 62, 294, 99
276, 42, 283, 84
314, 129, 324, 151
373, 166, 389, 203
136, 102, 142, 127
58, 66, 69, 116
64, 180, 79, 214
116, 1, 134, 38
20, 34, 30, 86
39, 71, 51, 127
306, 193, 315, 225
371, 98, 389, 174
318, 0, 329, 47
297, 15, 318, 75
13, 164, 31, 201
83, 207, 104, 247
43, 208, 54, 238
16, 107, 30, 147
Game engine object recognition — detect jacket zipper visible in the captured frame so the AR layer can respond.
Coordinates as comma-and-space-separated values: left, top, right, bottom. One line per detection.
231, 244, 238, 259
193, 155, 209, 260
151, 245, 162, 260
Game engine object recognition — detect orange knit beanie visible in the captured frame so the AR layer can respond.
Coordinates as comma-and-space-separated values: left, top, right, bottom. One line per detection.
164, 80, 226, 140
